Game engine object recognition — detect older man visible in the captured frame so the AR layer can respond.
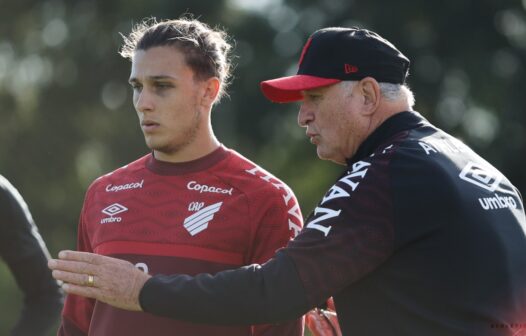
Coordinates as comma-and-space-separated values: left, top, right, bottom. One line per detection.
50, 27, 526, 336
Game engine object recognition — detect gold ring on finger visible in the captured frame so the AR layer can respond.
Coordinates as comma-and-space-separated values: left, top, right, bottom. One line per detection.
86, 274, 95, 287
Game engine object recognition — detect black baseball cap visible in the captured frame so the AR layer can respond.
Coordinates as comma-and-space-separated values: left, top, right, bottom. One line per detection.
260, 27, 410, 103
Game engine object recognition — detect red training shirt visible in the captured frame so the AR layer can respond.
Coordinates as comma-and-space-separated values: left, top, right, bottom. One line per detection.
59, 145, 304, 336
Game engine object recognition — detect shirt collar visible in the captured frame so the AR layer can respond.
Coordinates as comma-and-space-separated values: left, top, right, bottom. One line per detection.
146, 145, 229, 175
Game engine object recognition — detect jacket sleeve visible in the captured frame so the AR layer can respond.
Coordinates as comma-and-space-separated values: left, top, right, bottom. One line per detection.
140, 250, 311, 325
0, 175, 63, 336
138, 157, 395, 325
247, 183, 304, 336
0, 176, 62, 336
58, 193, 96, 336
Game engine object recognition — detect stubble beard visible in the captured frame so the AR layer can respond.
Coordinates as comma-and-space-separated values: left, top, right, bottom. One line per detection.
148, 108, 202, 156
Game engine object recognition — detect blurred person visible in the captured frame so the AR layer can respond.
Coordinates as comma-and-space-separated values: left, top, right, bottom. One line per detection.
52, 17, 304, 336
49, 27, 526, 335
0, 174, 62, 335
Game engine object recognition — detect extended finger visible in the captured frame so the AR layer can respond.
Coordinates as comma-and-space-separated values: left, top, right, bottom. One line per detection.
48, 258, 98, 275
61, 282, 100, 300
52, 270, 97, 287
327, 297, 336, 311
58, 250, 106, 264
323, 310, 342, 336
306, 310, 331, 335
321, 310, 337, 319
58, 250, 129, 267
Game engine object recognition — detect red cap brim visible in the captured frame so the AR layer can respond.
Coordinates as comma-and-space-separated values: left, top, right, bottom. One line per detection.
260, 75, 341, 103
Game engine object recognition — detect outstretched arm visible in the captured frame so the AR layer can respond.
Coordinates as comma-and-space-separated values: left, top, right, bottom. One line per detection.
49, 249, 310, 325
50, 157, 395, 328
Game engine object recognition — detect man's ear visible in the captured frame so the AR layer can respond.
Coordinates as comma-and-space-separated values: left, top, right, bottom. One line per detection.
359, 77, 381, 115
199, 77, 221, 108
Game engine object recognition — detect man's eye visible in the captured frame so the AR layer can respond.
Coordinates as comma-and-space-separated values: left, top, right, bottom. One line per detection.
130, 83, 142, 91
155, 82, 172, 89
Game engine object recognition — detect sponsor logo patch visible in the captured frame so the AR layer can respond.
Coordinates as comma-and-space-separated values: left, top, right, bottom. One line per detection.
101, 203, 128, 224
459, 161, 502, 192
459, 162, 519, 212
105, 180, 144, 192
187, 181, 233, 195
479, 194, 517, 210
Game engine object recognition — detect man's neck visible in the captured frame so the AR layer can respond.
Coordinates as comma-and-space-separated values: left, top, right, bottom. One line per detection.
154, 133, 221, 163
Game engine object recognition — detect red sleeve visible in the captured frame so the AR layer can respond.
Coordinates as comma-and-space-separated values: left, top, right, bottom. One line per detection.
58, 194, 96, 336
248, 183, 305, 336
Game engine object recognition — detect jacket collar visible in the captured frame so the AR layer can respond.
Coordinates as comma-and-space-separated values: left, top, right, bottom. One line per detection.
346, 111, 428, 166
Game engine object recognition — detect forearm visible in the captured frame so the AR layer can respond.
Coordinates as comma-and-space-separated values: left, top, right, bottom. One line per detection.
139, 251, 310, 325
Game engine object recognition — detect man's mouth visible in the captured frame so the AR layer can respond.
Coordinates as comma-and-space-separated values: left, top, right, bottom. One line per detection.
141, 120, 160, 131
307, 132, 319, 144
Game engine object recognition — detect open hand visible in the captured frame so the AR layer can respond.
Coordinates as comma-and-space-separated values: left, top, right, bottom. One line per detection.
48, 250, 151, 311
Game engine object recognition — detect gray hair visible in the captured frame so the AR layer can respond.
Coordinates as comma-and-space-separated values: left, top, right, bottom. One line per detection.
341, 81, 415, 108
379, 82, 415, 108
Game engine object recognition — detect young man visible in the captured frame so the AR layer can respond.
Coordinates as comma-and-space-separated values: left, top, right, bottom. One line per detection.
0, 174, 63, 335
51, 28, 526, 335
56, 18, 303, 335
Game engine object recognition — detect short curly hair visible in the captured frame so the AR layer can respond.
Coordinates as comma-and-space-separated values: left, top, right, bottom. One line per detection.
120, 17, 233, 102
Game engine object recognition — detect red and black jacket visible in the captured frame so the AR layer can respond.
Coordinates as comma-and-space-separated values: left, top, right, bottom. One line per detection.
140, 112, 526, 336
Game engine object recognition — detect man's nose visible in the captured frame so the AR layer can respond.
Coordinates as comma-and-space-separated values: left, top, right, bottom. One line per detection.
135, 89, 154, 113
298, 103, 313, 127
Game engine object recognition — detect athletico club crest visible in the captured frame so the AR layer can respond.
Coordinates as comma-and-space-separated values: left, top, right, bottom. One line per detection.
183, 201, 222, 236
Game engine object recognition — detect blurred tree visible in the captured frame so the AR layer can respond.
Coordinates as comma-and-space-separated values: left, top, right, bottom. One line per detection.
0, 0, 525, 334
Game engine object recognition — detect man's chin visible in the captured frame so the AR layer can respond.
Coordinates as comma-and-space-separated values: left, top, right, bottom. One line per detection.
317, 149, 346, 165
146, 142, 168, 154
148, 143, 185, 157
316, 147, 330, 161
145, 139, 168, 151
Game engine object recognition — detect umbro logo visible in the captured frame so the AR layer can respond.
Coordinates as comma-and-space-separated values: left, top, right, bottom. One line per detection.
459, 162, 519, 213
102, 203, 128, 216
101, 203, 128, 224
183, 202, 222, 236
459, 162, 502, 192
